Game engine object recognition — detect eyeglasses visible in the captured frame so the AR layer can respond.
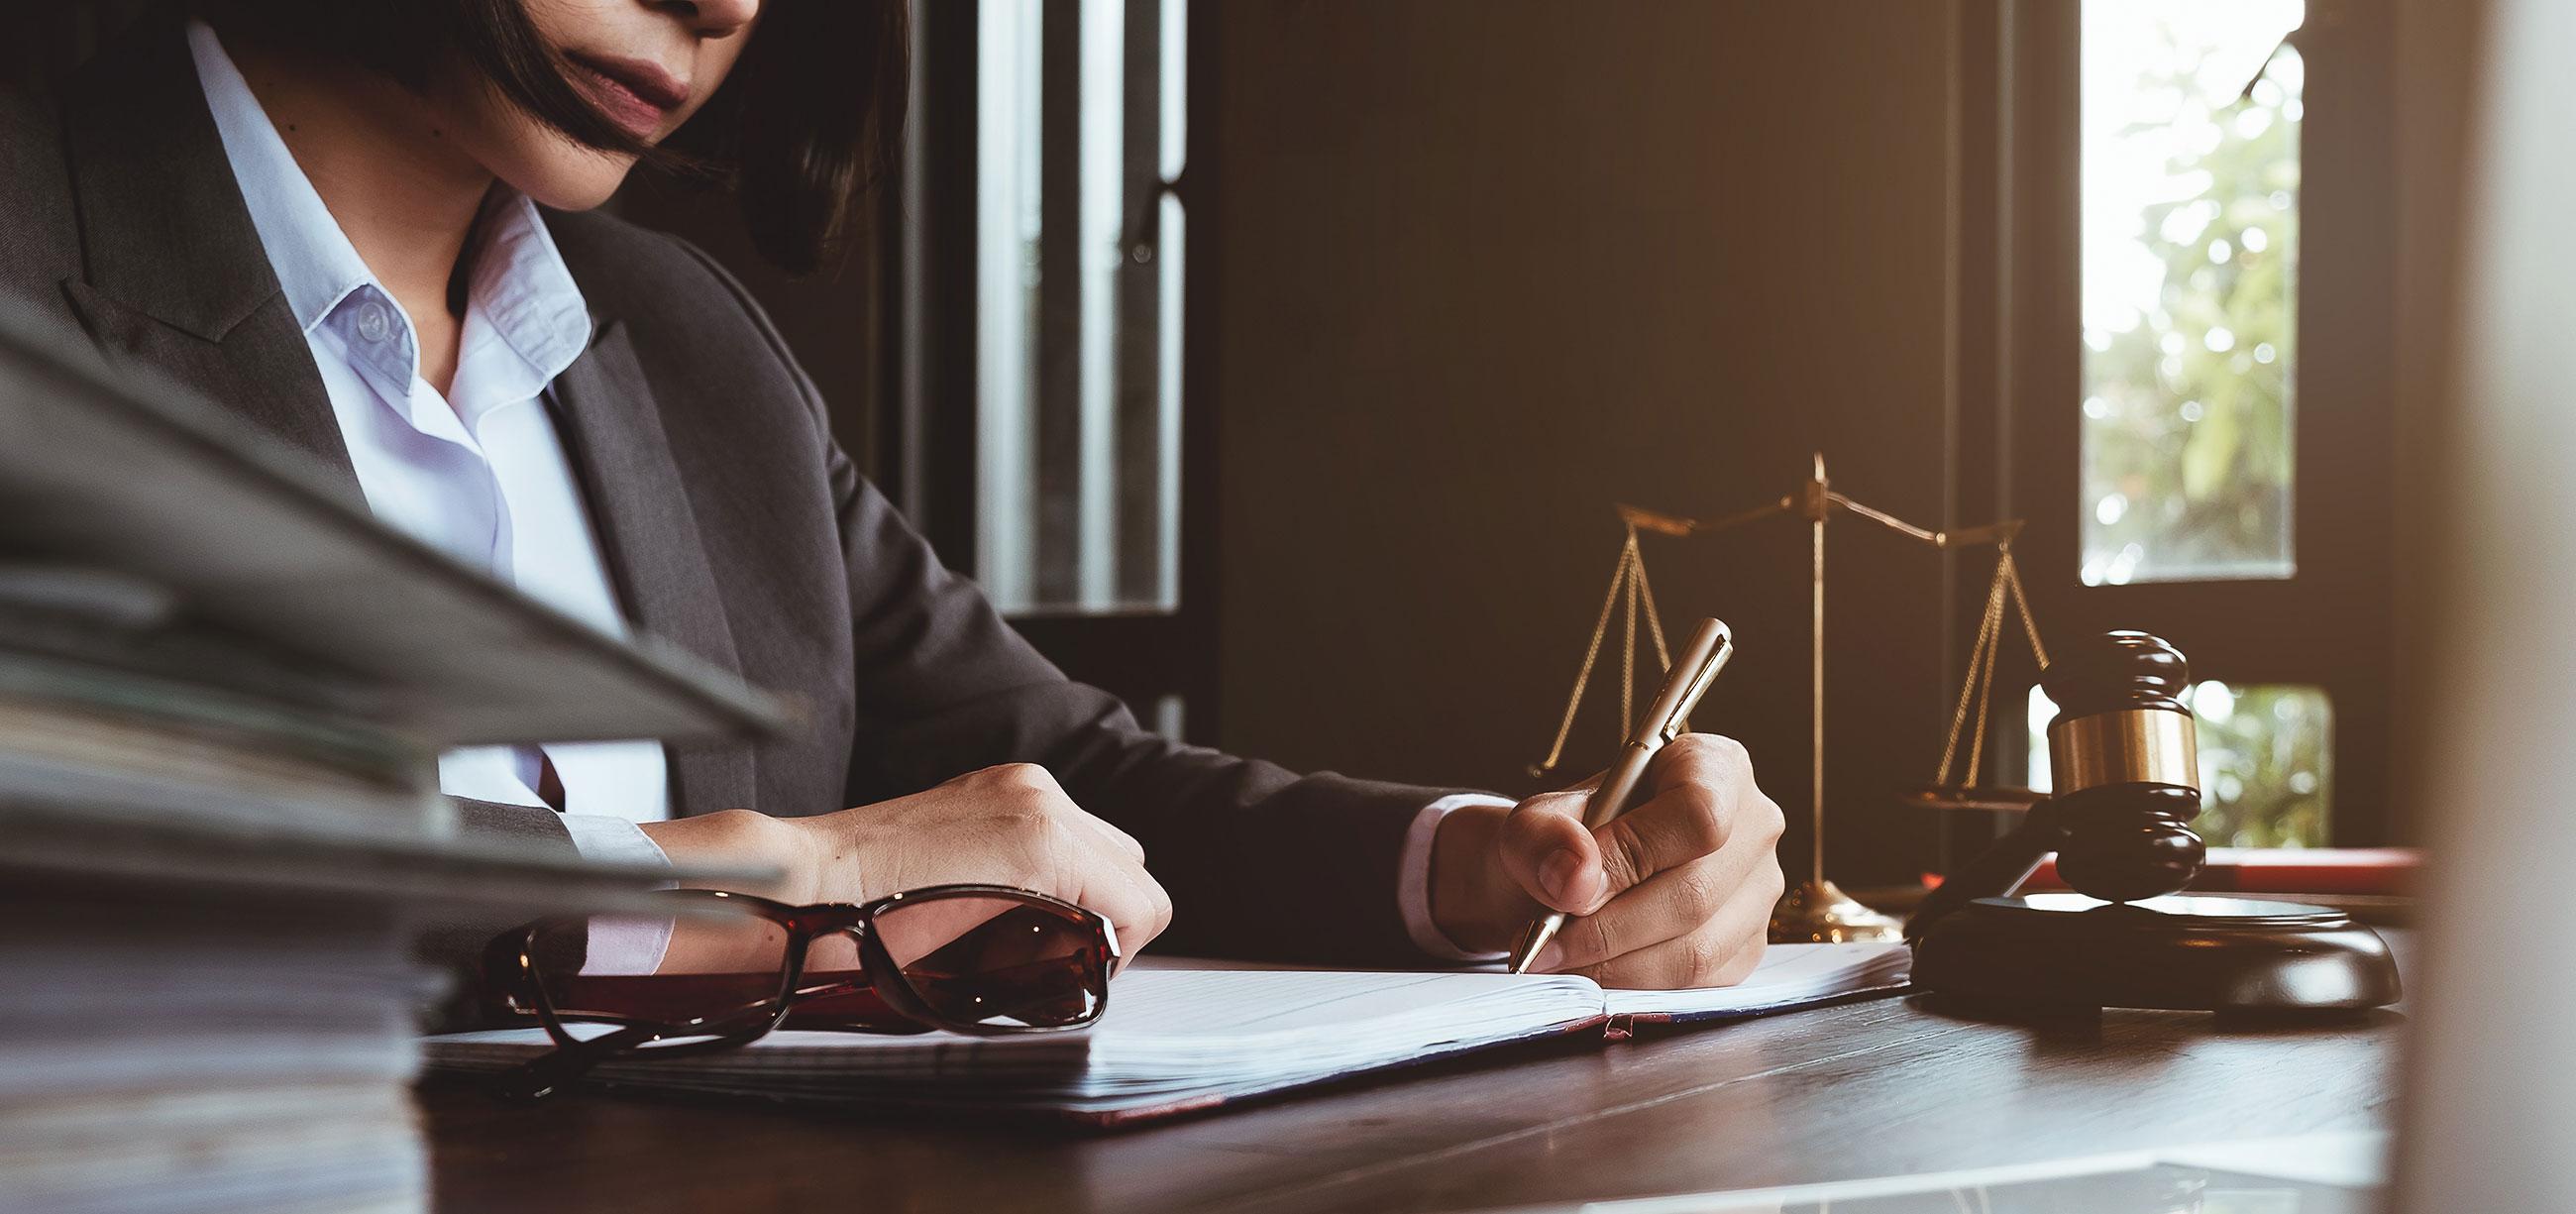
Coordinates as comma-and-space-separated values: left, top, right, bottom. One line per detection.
481, 885, 1119, 1100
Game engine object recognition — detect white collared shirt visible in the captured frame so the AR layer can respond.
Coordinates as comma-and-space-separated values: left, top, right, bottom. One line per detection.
187, 20, 671, 875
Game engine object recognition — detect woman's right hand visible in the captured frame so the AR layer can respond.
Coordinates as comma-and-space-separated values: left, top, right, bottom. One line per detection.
639, 764, 1173, 957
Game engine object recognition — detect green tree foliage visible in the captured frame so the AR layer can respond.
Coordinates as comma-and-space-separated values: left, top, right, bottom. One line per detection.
2191, 684, 2329, 848
2083, 38, 2300, 584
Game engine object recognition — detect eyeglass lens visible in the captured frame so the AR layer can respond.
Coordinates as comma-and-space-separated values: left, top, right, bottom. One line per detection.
872, 893, 1109, 1030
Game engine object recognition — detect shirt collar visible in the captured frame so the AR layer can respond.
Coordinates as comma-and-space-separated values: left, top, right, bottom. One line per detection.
185, 19, 376, 337
461, 188, 595, 393
185, 19, 593, 406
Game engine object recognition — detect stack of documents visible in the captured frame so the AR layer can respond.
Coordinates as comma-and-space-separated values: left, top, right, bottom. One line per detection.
0, 619, 468, 1214
0, 582, 457, 1214
0, 302, 785, 1212
0, 620, 449, 842
0, 897, 434, 1214
428, 943, 1911, 1126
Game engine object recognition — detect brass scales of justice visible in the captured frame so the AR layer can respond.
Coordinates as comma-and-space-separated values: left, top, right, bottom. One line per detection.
1529, 454, 2050, 945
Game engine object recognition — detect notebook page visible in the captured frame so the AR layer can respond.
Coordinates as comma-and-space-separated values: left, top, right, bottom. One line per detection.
1598, 941, 1911, 1018
1101, 967, 1587, 1033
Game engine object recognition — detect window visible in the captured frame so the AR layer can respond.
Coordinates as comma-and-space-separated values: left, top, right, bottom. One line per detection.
899, 0, 1212, 734
974, 0, 1185, 613
2079, 0, 2304, 587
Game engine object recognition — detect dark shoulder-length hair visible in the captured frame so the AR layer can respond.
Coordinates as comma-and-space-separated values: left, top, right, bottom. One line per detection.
205, 0, 908, 274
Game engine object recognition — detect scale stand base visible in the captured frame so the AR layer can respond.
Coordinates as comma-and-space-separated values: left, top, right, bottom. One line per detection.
1911, 893, 2403, 1013
1770, 879, 1905, 944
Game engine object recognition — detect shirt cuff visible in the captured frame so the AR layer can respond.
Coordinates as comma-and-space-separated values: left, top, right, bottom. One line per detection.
562, 814, 674, 869
561, 815, 678, 976
1399, 793, 1518, 962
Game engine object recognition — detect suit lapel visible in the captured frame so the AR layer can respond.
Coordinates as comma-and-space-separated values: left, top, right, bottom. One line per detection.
57, 282, 351, 474
549, 322, 756, 814
54, 18, 356, 492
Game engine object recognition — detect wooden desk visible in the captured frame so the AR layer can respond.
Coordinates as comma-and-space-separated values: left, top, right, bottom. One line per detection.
424, 967, 2405, 1211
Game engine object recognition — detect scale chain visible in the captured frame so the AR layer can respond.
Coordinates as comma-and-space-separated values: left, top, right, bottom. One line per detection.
1621, 537, 1639, 738
1532, 528, 1639, 778
1632, 543, 1679, 735
1932, 546, 2048, 789
1935, 550, 2009, 787
2001, 549, 2050, 671
1531, 526, 1685, 778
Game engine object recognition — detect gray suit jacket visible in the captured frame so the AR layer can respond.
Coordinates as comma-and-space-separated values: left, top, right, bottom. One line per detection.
0, 18, 1461, 967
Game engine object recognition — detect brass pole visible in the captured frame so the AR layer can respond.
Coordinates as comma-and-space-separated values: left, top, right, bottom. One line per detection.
1765, 452, 1903, 943
1810, 454, 1826, 890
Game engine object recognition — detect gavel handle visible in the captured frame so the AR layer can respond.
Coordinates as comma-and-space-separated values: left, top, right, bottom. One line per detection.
1904, 800, 2069, 941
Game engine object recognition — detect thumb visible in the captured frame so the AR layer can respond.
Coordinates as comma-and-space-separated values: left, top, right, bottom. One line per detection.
1499, 788, 1612, 915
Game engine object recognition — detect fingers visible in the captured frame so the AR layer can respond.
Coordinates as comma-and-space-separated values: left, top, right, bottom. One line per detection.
1558, 857, 1782, 989
975, 765, 1163, 943
1514, 733, 1786, 989
943, 764, 1168, 956
1051, 804, 1171, 957
1595, 732, 1757, 882
1061, 799, 1147, 864
1501, 734, 1766, 916
1498, 786, 1612, 915
1059, 834, 1173, 960
1646, 730, 1746, 797
1539, 828, 1775, 973
961, 764, 1148, 863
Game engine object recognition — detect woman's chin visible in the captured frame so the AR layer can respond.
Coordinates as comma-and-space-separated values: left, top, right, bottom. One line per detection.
497, 146, 640, 213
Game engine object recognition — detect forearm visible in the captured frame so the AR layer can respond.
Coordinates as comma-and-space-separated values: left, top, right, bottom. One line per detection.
1029, 719, 1475, 965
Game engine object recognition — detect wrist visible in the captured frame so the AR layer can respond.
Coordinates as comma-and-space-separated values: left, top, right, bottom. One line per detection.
1428, 802, 1517, 954
639, 809, 813, 902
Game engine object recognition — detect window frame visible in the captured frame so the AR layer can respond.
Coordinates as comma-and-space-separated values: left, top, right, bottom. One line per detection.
1993, 0, 2400, 846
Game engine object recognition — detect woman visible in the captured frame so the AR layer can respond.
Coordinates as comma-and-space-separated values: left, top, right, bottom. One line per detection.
0, 0, 1784, 987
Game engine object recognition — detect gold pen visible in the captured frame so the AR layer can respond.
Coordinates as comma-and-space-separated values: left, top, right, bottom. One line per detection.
1506, 617, 1736, 975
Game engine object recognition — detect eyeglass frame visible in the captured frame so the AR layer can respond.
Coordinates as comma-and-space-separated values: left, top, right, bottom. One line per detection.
481, 884, 1120, 1100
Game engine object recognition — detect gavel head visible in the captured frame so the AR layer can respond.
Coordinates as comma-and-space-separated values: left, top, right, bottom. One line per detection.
2040, 630, 2204, 902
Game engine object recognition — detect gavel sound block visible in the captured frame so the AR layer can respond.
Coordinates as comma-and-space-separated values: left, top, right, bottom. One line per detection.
1908, 631, 2402, 1013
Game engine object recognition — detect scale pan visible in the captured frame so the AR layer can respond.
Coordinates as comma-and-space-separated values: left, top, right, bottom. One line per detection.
1901, 785, 2046, 813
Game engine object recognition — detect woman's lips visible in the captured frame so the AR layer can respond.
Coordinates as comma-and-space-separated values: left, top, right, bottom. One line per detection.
564, 52, 689, 141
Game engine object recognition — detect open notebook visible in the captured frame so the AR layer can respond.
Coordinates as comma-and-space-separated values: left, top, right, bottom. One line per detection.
428, 942, 1909, 1126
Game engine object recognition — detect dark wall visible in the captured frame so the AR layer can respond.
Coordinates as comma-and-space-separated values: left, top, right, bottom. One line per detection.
1208, 1, 1974, 886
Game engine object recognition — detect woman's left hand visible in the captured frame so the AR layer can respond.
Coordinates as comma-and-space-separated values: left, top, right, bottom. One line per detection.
1428, 733, 1786, 988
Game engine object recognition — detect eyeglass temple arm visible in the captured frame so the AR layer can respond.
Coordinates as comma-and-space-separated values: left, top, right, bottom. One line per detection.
494, 1022, 666, 1101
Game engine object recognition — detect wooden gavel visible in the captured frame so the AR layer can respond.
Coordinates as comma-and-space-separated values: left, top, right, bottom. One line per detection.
1907, 630, 2204, 938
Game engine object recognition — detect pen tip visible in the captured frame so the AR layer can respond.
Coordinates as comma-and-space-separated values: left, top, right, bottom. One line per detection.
1507, 918, 1560, 976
